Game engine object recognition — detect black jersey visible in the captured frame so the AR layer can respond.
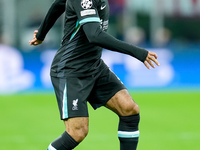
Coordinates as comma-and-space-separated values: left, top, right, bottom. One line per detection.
37, 0, 148, 78
50, 0, 110, 77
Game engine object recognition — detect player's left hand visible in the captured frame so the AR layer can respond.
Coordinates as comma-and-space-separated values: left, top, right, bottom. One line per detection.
29, 30, 43, 46
144, 51, 160, 69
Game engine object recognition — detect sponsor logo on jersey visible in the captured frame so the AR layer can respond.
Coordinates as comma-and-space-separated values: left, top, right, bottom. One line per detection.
81, 0, 93, 9
81, 9, 96, 16
72, 99, 79, 110
101, 5, 106, 10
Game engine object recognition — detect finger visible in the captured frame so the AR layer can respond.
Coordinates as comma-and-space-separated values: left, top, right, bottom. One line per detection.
152, 58, 160, 66
149, 56, 160, 66
33, 30, 38, 38
29, 40, 34, 45
29, 39, 35, 45
33, 41, 39, 45
29, 39, 37, 45
31, 42, 38, 46
144, 61, 151, 70
147, 59, 155, 68
33, 33, 37, 39
34, 30, 38, 34
149, 51, 158, 59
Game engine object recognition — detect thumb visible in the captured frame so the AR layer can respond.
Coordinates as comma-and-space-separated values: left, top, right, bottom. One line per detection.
34, 30, 38, 34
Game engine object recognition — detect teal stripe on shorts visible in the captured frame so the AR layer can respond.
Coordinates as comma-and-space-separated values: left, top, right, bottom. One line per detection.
62, 84, 68, 119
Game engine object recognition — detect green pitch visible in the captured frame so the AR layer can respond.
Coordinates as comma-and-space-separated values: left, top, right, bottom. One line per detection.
0, 91, 200, 150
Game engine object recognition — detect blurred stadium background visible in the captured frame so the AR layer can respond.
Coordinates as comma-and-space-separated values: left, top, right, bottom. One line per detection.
0, 0, 200, 150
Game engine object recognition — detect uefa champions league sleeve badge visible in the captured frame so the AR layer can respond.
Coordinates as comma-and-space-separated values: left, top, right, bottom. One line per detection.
81, 0, 93, 9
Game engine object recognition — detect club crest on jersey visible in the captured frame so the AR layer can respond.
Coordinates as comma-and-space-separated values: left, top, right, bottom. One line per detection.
81, 0, 93, 9
72, 99, 79, 110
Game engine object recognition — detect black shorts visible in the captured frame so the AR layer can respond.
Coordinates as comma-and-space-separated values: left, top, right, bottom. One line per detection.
51, 67, 126, 120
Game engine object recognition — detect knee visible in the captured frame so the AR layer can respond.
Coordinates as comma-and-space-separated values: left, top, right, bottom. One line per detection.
65, 118, 89, 143
121, 103, 140, 116
69, 124, 89, 142
76, 125, 89, 142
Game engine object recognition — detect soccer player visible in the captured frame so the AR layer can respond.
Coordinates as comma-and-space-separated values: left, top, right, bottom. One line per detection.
29, 0, 160, 150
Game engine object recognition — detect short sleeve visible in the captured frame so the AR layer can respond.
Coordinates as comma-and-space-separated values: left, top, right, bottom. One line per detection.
71, 0, 101, 25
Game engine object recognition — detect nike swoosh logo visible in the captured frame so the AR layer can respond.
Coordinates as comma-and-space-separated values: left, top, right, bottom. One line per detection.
101, 5, 106, 10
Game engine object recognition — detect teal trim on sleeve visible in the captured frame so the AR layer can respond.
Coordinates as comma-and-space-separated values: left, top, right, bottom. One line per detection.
79, 17, 100, 25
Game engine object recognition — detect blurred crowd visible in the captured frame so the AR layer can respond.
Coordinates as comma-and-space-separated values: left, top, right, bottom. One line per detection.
1, 0, 200, 50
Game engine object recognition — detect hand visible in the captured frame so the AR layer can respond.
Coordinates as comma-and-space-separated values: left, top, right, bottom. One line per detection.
29, 30, 43, 46
144, 51, 160, 69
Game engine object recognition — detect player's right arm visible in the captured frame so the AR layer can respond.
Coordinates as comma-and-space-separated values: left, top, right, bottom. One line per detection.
29, 0, 66, 46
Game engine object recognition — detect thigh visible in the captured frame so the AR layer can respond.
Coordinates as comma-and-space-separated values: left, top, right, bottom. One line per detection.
105, 89, 139, 116
88, 67, 126, 109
